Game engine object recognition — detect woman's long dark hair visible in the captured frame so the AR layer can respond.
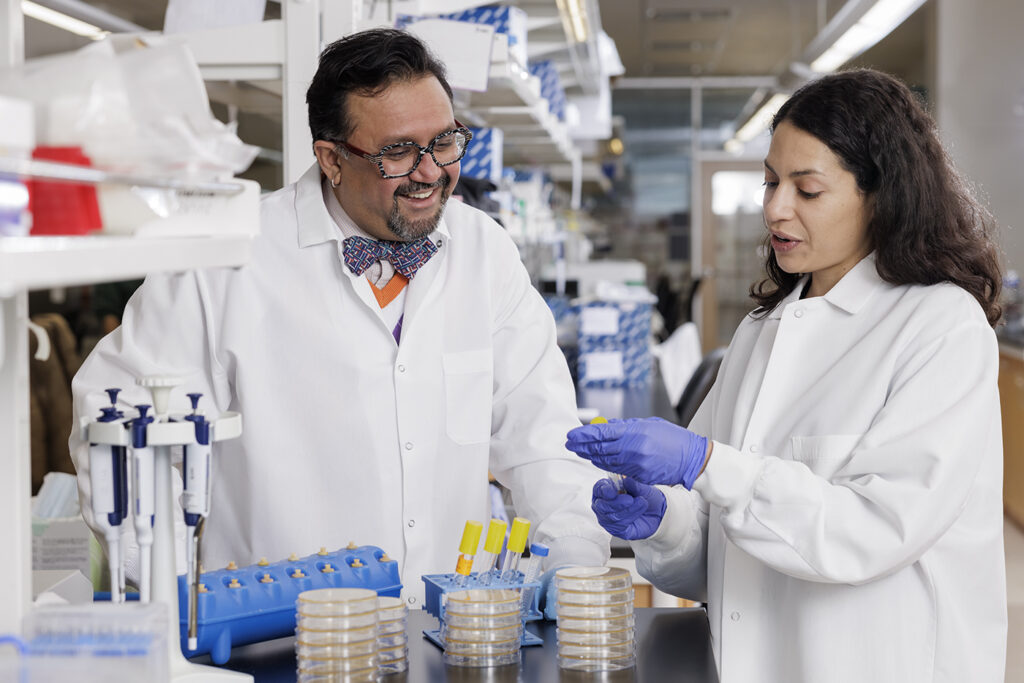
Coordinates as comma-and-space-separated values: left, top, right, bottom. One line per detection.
751, 69, 1002, 326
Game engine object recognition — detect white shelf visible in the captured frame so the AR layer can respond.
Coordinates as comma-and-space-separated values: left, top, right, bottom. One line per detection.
0, 234, 254, 295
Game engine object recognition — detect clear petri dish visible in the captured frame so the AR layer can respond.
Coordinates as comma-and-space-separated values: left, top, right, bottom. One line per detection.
295, 638, 377, 660
377, 643, 408, 663
298, 668, 379, 683
557, 654, 636, 672
377, 617, 405, 636
297, 588, 379, 617
444, 589, 521, 616
555, 600, 633, 619
554, 567, 632, 592
296, 611, 379, 631
556, 587, 634, 606
557, 626, 635, 646
295, 624, 378, 645
556, 613, 636, 633
556, 641, 636, 659
443, 610, 522, 629
376, 596, 407, 622
296, 652, 378, 672
379, 657, 409, 675
442, 650, 521, 668
443, 637, 522, 656
376, 631, 408, 650
440, 622, 523, 643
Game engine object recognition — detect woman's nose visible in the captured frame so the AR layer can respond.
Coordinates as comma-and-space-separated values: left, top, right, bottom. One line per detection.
763, 187, 793, 223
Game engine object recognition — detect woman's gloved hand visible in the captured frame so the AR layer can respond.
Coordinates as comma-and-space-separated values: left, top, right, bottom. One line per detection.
566, 417, 710, 489
591, 477, 666, 540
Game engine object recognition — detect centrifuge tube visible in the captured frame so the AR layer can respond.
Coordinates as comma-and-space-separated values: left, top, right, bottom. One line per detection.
453, 520, 483, 587
591, 416, 625, 491
520, 542, 550, 613
476, 518, 508, 585
500, 517, 531, 582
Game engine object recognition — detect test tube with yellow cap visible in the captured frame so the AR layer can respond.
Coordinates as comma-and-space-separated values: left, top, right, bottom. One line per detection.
476, 518, 508, 586
591, 416, 624, 491
453, 520, 484, 588
499, 517, 531, 582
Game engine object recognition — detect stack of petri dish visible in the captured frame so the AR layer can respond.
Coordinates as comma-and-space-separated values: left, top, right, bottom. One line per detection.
440, 588, 523, 667
294, 587, 380, 682
555, 567, 636, 672
376, 596, 409, 676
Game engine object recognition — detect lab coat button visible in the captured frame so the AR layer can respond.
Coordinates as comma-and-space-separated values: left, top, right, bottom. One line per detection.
408, 519, 416, 528
408, 596, 417, 605
731, 611, 741, 621
794, 309, 805, 318
397, 364, 406, 373
405, 442, 413, 450
749, 444, 759, 453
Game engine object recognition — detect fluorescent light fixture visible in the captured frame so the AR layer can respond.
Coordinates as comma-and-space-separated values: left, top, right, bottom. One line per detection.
734, 93, 789, 143
556, 0, 590, 43
22, 0, 109, 40
810, 0, 926, 72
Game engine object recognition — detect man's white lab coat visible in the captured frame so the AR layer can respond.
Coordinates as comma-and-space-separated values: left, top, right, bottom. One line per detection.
71, 165, 610, 604
633, 255, 1006, 682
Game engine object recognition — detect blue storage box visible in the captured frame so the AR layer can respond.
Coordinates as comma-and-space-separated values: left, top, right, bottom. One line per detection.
577, 301, 653, 387
529, 60, 567, 121
462, 127, 504, 184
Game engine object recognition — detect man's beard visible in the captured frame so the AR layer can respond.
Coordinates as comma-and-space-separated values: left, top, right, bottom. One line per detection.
386, 173, 451, 240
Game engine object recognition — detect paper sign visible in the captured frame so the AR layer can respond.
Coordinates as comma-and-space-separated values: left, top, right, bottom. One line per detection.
406, 19, 495, 92
580, 307, 620, 336
581, 351, 624, 380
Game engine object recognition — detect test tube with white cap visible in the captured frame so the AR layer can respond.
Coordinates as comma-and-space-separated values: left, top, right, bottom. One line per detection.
590, 416, 624, 491
520, 542, 549, 614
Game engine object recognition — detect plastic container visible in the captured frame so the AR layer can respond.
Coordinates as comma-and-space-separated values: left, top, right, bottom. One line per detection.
557, 641, 635, 659
377, 643, 408, 663
557, 653, 636, 672
557, 626, 635, 646
441, 623, 523, 643
296, 612, 379, 631
295, 639, 378, 659
556, 613, 636, 632
443, 637, 521, 657
442, 610, 522, 629
554, 566, 632, 592
556, 587, 634, 605
298, 673, 378, 683
297, 588, 379, 617
379, 657, 409, 675
296, 652, 378, 673
443, 588, 521, 616
376, 596, 407, 623
295, 625, 378, 645
442, 651, 521, 668
555, 600, 633, 619
376, 631, 408, 649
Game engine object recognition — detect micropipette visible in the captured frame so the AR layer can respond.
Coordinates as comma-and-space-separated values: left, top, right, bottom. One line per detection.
590, 416, 624, 491
453, 520, 484, 587
131, 404, 155, 603
182, 393, 212, 651
499, 517, 530, 582
520, 542, 549, 614
476, 518, 508, 586
87, 388, 128, 603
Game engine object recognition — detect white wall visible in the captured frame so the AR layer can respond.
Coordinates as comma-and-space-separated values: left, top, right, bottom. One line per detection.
935, 0, 1024, 270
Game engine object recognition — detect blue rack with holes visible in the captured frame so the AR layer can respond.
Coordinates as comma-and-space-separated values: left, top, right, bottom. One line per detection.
420, 573, 543, 649
177, 544, 401, 664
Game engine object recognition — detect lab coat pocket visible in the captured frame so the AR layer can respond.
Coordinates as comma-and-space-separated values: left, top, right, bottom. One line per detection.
443, 349, 494, 445
789, 434, 861, 481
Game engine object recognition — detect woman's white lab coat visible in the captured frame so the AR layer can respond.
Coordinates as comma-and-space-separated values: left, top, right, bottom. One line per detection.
70, 165, 610, 604
632, 255, 1006, 682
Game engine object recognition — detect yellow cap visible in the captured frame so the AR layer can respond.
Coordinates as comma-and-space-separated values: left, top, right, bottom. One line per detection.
590, 416, 608, 424
507, 517, 531, 554
458, 520, 484, 555
483, 518, 508, 554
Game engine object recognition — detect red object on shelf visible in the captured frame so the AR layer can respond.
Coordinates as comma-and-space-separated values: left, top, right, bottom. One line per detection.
27, 146, 103, 236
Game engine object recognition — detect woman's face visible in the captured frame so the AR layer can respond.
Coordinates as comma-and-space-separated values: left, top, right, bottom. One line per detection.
763, 120, 872, 298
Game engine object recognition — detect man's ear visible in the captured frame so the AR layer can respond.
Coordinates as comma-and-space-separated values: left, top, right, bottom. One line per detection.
313, 141, 345, 186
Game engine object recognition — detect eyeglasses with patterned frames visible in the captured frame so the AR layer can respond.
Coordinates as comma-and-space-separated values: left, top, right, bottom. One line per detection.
336, 121, 474, 179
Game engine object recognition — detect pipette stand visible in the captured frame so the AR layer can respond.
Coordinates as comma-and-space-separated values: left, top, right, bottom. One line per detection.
88, 377, 250, 683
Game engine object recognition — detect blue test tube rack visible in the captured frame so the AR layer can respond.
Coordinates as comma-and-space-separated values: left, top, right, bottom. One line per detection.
420, 573, 544, 648
177, 544, 402, 664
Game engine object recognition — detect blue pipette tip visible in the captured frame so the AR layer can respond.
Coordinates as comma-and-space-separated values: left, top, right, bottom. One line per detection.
105, 388, 121, 406
186, 393, 202, 413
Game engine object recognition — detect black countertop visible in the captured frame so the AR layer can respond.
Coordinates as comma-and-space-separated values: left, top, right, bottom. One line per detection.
195, 607, 719, 683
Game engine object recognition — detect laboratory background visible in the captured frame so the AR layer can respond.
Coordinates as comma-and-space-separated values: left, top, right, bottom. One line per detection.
1, 0, 1022, 681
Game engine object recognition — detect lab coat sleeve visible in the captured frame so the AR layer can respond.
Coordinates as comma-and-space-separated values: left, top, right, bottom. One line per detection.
484, 234, 611, 570
692, 316, 999, 585
631, 485, 709, 601
70, 269, 232, 577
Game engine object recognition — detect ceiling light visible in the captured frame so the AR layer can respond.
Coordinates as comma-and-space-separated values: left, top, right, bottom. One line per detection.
21, 1, 109, 40
810, 0, 926, 72
556, 0, 589, 43
733, 93, 789, 143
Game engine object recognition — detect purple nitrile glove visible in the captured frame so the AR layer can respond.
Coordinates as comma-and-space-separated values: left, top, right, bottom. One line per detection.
590, 477, 666, 540
566, 417, 709, 489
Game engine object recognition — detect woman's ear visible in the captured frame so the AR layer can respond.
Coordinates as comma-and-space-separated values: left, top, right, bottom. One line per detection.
313, 141, 344, 187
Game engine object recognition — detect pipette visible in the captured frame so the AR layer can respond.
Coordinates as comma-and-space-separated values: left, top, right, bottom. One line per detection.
87, 388, 128, 602
131, 404, 155, 603
590, 416, 625, 491
520, 542, 549, 614
453, 520, 484, 587
476, 518, 508, 586
182, 393, 212, 651
499, 517, 530, 582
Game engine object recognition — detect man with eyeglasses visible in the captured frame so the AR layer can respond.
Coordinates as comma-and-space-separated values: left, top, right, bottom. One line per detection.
70, 28, 610, 611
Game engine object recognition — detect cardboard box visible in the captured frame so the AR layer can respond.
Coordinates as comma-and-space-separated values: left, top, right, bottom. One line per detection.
462, 127, 504, 184
577, 301, 653, 387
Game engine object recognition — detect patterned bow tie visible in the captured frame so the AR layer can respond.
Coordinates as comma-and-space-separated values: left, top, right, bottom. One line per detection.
342, 235, 438, 280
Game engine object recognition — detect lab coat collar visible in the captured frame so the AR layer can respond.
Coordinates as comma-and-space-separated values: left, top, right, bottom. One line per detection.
293, 163, 453, 248
769, 252, 881, 319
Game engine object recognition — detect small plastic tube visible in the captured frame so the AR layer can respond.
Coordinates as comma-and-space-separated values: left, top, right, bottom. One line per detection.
591, 417, 624, 491
453, 521, 484, 587
476, 518, 508, 585
500, 517, 531, 582
520, 542, 549, 614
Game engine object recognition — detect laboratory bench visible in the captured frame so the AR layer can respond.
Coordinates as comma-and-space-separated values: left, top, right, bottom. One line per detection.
194, 607, 719, 683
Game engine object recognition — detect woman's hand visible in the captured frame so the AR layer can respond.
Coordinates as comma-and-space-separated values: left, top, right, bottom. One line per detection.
590, 477, 666, 540
566, 417, 710, 489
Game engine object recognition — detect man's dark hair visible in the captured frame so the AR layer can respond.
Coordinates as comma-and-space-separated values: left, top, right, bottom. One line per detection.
752, 68, 1002, 326
306, 28, 454, 144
